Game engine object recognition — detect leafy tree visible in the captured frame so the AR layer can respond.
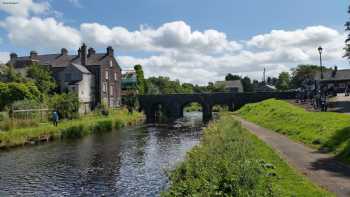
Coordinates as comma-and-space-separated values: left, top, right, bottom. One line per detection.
134, 64, 148, 95
27, 64, 56, 94
290, 64, 328, 88
345, 4, 350, 59
0, 82, 41, 110
225, 73, 241, 81
241, 76, 254, 92
276, 72, 291, 91
49, 92, 80, 119
0, 64, 25, 83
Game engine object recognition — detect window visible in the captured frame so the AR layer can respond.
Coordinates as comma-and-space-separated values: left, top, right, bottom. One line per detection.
109, 60, 113, 68
114, 72, 117, 81
105, 70, 109, 80
65, 73, 71, 81
103, 82, 107, 93
110, 85, 113, 96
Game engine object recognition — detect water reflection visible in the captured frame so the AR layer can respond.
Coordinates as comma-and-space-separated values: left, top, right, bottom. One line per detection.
0, 112, 203, 197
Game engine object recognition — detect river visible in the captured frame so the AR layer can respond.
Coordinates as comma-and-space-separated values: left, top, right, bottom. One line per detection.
0, 112, 204, 197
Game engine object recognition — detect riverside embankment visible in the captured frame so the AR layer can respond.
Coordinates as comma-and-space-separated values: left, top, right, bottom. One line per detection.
163, 113, 333, 196
0, 109, 144, 149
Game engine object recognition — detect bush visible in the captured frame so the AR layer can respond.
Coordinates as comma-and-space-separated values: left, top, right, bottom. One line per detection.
0, 119, 39, 131
61, 124, 86, 139
0, 82, 42, 110
94, 120, 113, 133
115, 119, 126, 129
49, 93, 80, 120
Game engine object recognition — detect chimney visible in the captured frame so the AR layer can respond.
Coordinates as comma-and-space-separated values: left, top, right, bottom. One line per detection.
106, 46, 114, 56
80, 43, 87, 65
30, 51, 38, 59
10, 53, 17, 60
88, 47, 96, 57
61, 48, 68, 56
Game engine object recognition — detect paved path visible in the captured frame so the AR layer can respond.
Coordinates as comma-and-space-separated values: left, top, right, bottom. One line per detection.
234, 116, 350, 197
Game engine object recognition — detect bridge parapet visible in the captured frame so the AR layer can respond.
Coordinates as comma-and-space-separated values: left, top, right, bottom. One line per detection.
139, 91, 296, 123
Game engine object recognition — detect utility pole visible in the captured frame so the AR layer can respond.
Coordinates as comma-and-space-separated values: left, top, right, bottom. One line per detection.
263, 68, 266, 84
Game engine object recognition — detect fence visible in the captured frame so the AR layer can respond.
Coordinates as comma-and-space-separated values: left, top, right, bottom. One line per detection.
11, 108, 51, 122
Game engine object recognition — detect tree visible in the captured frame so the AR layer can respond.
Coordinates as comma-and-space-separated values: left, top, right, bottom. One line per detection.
0, 82, 41, 110
241, 76, 254, 92
225, 73, 241, 81
276, 72, 291, 91
49, 92, 80, 119
345, 4, 350, 59
0, 64, 25, 83
134, 64, 148, 95
290, 64, 328, 88
27, 64, 56, 94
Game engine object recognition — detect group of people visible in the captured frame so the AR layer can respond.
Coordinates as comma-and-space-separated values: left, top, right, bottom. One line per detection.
296, 88, 328, 112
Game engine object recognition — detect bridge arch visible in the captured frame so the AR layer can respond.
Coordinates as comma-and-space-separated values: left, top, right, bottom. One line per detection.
139, 92, 296, 123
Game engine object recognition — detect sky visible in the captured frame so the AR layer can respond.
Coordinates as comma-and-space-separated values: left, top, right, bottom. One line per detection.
0, 0, 348, 85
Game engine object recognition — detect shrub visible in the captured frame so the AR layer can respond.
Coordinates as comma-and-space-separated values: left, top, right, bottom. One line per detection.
115, 119, 126, 129
61, 125, 86, 139
94, 120, 113, 133
0, 119, 39, 131
49, 92, 80, 120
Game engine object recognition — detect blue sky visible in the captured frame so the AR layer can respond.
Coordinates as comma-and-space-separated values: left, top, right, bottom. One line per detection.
0, 0, 349, 84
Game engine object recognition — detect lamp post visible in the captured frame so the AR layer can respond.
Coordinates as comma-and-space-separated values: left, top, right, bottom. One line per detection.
318, 46, 323, 80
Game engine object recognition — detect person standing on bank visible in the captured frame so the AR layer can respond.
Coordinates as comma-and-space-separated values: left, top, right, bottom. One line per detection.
52, 110, 59, 127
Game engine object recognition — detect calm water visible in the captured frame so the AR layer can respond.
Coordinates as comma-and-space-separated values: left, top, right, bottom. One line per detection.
0, 112, 203, 197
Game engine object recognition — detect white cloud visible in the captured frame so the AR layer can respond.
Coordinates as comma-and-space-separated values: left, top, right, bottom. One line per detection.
80, 21, 242, 54
0, 52, 9, 63
0, 15, 346, 84
0, 0, 49, 17
1, 16, 81, 50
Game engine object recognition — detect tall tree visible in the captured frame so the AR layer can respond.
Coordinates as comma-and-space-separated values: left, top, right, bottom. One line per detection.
290, 64, 327, 88
345, 4, 350, 59
134, 64, 148, 95
27, 64, 56, 94
276, 72, 291, 91
225, 73, 241, 81
241, 76, 254, 92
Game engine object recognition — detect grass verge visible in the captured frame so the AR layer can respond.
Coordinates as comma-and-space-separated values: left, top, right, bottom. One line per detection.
238, 99, 350, 163
163, 113, 333, 196
0, 109, 144, 149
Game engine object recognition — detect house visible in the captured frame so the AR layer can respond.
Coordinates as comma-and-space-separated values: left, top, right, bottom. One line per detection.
314, 66, 350, 93
215, 80, 244, 93
8, 44, 122, 112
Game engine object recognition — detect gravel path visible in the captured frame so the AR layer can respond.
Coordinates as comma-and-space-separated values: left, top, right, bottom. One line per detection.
234, 116, 350, 197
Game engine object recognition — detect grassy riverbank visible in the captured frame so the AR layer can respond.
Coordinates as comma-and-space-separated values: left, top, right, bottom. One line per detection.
163, 113, 333, 196
0, 109, 144, 149
238, 99, 350, 163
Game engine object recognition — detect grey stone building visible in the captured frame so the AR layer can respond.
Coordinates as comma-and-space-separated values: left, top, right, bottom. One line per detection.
8, 44, 122, 112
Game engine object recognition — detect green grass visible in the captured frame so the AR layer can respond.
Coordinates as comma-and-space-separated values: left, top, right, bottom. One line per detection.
238, 99, 350, 163
163, 113, 333, 196
0, 109, 144, 149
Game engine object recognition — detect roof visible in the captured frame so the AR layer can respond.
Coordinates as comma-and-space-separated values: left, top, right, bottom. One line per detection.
70, 63, 91, 74
314, 69, 350, 82
8, 46, 121, 71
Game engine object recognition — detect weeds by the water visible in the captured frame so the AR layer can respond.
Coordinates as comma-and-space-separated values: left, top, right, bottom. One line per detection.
163, 113, 333, 197
238, 99, 350, 163
0, 109, 144, 149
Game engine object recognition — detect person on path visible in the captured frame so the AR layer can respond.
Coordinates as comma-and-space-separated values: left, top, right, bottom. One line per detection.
52, 111, 59, 127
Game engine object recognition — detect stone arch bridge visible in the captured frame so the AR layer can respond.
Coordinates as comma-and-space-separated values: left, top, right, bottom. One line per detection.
139, 92, 296, 123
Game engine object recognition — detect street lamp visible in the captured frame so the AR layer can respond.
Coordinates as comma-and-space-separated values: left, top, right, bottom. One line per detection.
318, 46, 323, 79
